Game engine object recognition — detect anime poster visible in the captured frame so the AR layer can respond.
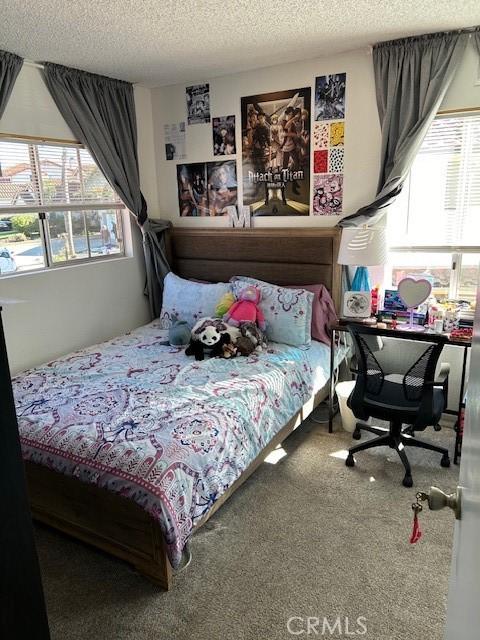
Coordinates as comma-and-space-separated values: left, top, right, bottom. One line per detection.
177, 160, 237, 217
186, 83, 210, 124
164, 122, 186, 160
241, 87, 311, 216
177, 163, 208, 216
212, 115, 236, 155
312, 174, 343, 215
207, 160, 237, 215
315, 73, 346, 120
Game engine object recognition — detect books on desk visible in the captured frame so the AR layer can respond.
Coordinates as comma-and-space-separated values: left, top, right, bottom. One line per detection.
380, 309, 426, 326
457, 310, 474, 328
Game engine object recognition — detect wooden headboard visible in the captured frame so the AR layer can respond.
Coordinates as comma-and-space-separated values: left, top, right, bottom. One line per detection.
166, 227, 341, 311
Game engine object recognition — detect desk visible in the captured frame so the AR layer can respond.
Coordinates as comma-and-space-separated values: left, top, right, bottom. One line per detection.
328, 320, 471, 457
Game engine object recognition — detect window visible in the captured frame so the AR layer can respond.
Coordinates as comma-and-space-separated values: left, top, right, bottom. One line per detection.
0, 137, 125, 275
386, 112, 480, 302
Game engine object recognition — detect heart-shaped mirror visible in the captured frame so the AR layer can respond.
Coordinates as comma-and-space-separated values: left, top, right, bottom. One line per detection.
397, 277, 432, 309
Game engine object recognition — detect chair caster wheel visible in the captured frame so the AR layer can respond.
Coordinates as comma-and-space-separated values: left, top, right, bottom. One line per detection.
434, 424, 441, 432
402, 475, 413, 488
345, 454, 355, 467
352, 428, 361, 440
404, 425, 414, 436
441, 454, 450, 468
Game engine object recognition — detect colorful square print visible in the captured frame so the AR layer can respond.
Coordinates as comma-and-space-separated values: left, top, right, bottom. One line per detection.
330, 121, 344, 146
329, 147, 344, 173
314, 150, 328, 173
313, 173, 343, 215
313, 122, 329, 150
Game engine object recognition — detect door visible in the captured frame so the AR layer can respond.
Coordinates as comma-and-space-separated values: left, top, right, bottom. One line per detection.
445, 285, 480, 639
0, 308, 50, 639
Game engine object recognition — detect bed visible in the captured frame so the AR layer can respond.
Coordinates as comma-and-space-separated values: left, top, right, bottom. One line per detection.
15, 227, 341, 589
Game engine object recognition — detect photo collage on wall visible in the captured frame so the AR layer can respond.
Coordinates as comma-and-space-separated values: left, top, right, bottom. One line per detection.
169, 74, 346, 219
177, 160, 237, 217
312, 73, 346, 215
164, 84, 239, 218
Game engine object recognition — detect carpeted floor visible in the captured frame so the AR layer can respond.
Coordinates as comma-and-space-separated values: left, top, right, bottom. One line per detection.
35, 415, 459, 640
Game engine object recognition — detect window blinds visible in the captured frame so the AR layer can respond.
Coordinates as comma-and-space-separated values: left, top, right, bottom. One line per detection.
0, 138, 118, 210
401, 113, 480, 248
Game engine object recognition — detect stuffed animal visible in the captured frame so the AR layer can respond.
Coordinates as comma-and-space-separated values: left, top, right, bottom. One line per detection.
235, 322, 268, 356
221, 342, 238, 359
241, 321, 268, 351
223, 285, 266, 330
168, 316, 191, 346
185, 317, 238, 361
235, 336, 256, 357
215, 291, 236, 317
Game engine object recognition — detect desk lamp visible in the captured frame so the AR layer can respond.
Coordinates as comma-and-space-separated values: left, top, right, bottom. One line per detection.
337, 226, 387, 291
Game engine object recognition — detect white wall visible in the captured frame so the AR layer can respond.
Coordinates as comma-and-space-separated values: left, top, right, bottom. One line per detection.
151, 47, 381, 227
441, 39, 480, 110
0, 66, 153, 374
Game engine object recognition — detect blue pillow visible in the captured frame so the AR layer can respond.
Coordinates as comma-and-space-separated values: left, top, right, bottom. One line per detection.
230, 276, 313, 348
160, 273, 231, 328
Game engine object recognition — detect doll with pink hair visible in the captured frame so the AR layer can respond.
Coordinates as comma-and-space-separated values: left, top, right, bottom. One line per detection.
223, 285, 266, 331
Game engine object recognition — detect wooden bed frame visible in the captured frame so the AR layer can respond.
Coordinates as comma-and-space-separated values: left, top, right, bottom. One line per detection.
25, 227, 341, 590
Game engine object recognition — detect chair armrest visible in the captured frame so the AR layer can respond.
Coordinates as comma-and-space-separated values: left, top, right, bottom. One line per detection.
424, 363, 450, 390
435, 362, 450, 386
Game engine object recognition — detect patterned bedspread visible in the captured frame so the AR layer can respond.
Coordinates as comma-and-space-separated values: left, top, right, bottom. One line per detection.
13, 321, 331, 569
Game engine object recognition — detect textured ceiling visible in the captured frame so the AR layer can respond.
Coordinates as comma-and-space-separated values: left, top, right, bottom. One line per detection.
1, 0, 479, 86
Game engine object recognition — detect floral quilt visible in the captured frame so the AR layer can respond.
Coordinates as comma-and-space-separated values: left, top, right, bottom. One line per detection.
13, 321, 330, 569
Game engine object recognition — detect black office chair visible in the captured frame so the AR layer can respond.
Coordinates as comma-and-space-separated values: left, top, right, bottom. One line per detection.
344, 324, 451, 487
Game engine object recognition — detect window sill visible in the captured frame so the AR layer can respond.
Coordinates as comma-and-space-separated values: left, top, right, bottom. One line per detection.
0, 254, 133, 281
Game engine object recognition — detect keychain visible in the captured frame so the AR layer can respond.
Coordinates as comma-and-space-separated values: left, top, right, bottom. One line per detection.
410, 492, 428, 544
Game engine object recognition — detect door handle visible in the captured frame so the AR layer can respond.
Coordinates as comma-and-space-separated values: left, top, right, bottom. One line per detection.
421, 486, 462, 520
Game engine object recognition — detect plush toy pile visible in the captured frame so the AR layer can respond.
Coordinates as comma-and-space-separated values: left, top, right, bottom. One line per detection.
184, 285, 267, 360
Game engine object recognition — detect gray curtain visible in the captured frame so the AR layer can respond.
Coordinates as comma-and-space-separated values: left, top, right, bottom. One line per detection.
42, 62, 171, 318
0, 49, 23, 119
473, 29, 480, 58
142, 219, 171, 318
340, 30, 469, 227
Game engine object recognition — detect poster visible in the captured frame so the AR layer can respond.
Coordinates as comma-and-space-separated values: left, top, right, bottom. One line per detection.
313, 174, 343, 215
177, 160, 237, 217
241, 87, 311, 216
314, 73, 346, 120
212, 115, 236, 155
164, 122, 186, 160
186, 83, 210, 124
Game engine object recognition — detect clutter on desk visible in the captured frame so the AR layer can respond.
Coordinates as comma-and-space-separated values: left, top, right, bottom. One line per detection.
346, 282, 476, 339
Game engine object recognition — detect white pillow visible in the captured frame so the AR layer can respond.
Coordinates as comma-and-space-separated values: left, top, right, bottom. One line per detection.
160, 273, 231, 328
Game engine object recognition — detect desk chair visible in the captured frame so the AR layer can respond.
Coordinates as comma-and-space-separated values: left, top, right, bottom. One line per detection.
345, 324, 450, 487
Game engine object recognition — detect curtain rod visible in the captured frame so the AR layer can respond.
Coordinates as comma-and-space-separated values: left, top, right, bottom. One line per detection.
375, 26, 478, 49
22, 59, 140, 86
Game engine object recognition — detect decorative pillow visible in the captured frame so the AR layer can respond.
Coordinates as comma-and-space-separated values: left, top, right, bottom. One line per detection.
230, 276, 314, 348
286, 284, 338, 345
160, 273, 232, 328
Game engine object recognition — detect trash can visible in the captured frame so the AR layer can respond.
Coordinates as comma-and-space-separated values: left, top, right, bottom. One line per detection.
335, 380, 357, 433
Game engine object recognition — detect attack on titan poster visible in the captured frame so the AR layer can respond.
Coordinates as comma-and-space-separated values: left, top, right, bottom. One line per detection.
241, 87, 311, 216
